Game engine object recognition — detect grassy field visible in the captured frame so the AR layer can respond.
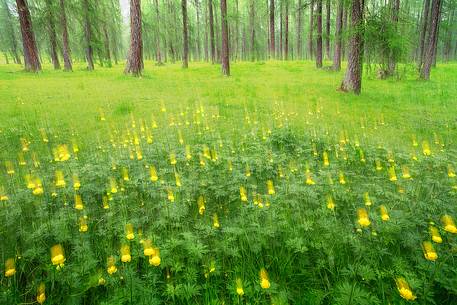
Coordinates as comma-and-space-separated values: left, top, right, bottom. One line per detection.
1, 61, 457, 305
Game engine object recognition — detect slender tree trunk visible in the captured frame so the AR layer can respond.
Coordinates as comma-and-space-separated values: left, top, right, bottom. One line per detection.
16, 0, 41, 72
418, 0, 430, 70
82, 0, 94, 70
308, 0, 314, 59
284, 0, 289, 60
182, 0, 189, 68
4, 52, 9, 64
443, 7, 454, 61
279, 0, 283, 58
235, 0, 240, 60
340, 0, 365, 94
125, 0, 143, 75
420, 0, 441, 79
342, 5, 348, 60
208, 0, 216, 63
204, 0, 208, 61
154, 0, 163, 65
220, 0, 230, 76
45, 0, 60, 69
103, 25, 112, 67
3, 0, 21, 64
249, 0, 255, 61
387, 0, 400, 75
195, 0, 201, 61
269, 0, 275, 59
59, 0, 72, 71
325, 0, 330, 60
333, 0, 343, 70
297, 0, 303, 59
316, 0, 323, 67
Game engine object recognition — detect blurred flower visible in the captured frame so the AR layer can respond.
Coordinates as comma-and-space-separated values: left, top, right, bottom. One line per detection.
107, 256, 117, 274
379, 205, 390, 221
441, 215, 457, 234
120, 245, 131, 263
50, 244, 65, 267
259, 268, 270, 289
267, 180, 275, 195
79, 216, 88, 233
236, 278, 244, 296
4, 258, 16, 277
396, 277, 416, 301
198, 195, 205, 215
422, 241, 438, 261
36, 283, 46, 304
149, 248, 161, 266
125, 223, 135, 240
429, 226, 442, 243
240, 186, 248, 202
74, 194, 84, 210
357, 208, 371, 227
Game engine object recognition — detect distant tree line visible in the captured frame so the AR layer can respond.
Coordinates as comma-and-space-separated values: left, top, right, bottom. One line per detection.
0, 0, 455, 93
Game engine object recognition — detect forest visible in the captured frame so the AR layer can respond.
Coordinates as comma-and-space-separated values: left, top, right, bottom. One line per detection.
1, 0, 457, 305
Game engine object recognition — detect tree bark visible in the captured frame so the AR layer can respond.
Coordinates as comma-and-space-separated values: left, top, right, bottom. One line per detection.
297, 0, 303, 59
308, 0, 314, 59
208, 0, 215, 63
3, 0, 21, 64
182, 0, 189, 68
16, 0, 41, 72
269, 0, 275, 59
325, 0, 330, 60
154, 0, 163, 65
420, 0, 441, 79
220, 0, 230, 75
387, 0, 400, 75
125, 0, 143, 76
82, 0, 94, 70
195, 0, 201, 61
45, 0, 60, 69
59, 0, 72, 71
284, 0, 289, 60
103, 24, 112, 67
249, 0, 255, 61
418, 0, 430, 70
340, 0, 365, 94
316, 0, 323, 68
333, 0, 343, 70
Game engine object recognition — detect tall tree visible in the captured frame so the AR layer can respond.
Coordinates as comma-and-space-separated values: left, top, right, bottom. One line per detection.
308, 0, 314, 59
220, 0, 229, 75
316, 0, 323, 67
325, 0, 330, 59
269, 0, 275, 58
284, 0, 289, 60
16, 0, 41, 71
82, 0, 94, 70
154, 0, 163, 65
420, 0, 441, 80
2, 0, 21, 64
208, 0, 215, 63
296, 0, 303, 59
333, 0, 343, 70
181, 0, 189, 68
45, 0, 60, 70
418, 0, 431, 70
249, 0, 255, 61
387, 0, 400, 75
125, 0, 143, 76
340, 0, 365, 94
59, 0, 72, 71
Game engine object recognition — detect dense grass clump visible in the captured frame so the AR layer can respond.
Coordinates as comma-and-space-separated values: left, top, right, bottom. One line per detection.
0, 62, 457, 305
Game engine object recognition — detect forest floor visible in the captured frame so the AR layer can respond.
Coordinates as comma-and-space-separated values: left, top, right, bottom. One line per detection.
0, 60, 456, 150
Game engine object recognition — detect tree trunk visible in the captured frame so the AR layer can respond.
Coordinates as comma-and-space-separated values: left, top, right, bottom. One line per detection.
154, 0, 163, 65
443, 7, 454, 61
418, 0, 430, 70
249, 0, 255, 61
59, 0, 72, 71
333, 0, 343, 70
308, 0, 314, 59
16, 0, 41, 72
220, 0, 230, 76
340, 0, 365, 94
235, 0, 240, 60
269, 0, 275, 59
45, 0, 60, 70
387, 0, 399, 75
325, 0, 330, 60
420, 0, 441, 79
103, 24, 112, 67
284, 0, 289, 60
125, 0, 143, 76
208, 0, 215, 63
3, 0, 21, 64
296, 0, 303, 59
182, 0, 189, 68
195, 0, 201, 61
82, 0, 94, 70
316, 0, 323, 68
342, 5, 348, 60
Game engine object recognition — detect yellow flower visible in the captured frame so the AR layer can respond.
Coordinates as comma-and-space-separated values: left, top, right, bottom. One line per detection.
55, 170, 66, 187
429, 226, 442, 243
109, 177, 118, 193
379, 205, 390, 221
375, 159, 383, 171
102, 195, 110, 209
175, 172, 181, 187
169, 152, 177, 165
441, 215, 457, 234
326, 195, 335, 210
402, 165, 411, 179
120, 245, 131, 263
197, 195, 205, 215
245, 164, 251, 177
203, 145, 211, 159
73, 174, 81, 190
240, 186, 248, 202
149, 165, 158, 182
125, 223, 135, 240
107, 256, 117, 274
56, 144, 71, 161
32, 177, 44, 195
396, 277, 416, 301
167, 189, 175, 202
122, 168, 129, 181
50, 244, 65, 266
259, 268, 270, 289
267, 180, 275, 195
4, 258, 16, 277
185, 145, 192, 160
388, 166, 397, 182
323, 151, 330, 167
74, 194, 84, 210
143, 239, 156, 256
36, 283, 46, 304
79, 216, 88, 233
363, 192, 372, 206
448, 164, 456, 178
0, 186, 9, 201
213, 213, 220, 228
339, 171, 346, 184
357, 208, 371, 227
305, 171, 315, 185
98, 277, 106, 286
422, 241, 438, 261
236, 278, 244, 296
149, 248, 161, 266
135, 145, 143, 160
422, 140, 431, 156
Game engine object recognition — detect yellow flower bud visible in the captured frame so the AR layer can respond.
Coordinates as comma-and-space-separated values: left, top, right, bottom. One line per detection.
422, 241, 438, 261
396, 277, 416, 301
357, 208, 371, 227
4, 258, 16, 277
120, 245, 131, 263
50, 244, 65, 266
